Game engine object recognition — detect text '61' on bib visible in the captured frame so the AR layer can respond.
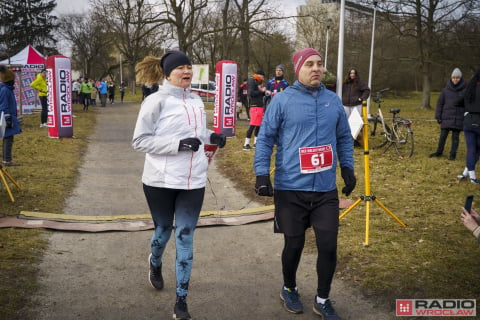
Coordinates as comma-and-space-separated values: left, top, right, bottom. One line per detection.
299, 144, 333, 174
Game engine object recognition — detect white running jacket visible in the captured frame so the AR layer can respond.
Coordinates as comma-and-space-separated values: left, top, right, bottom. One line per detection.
132, 80, 213, 190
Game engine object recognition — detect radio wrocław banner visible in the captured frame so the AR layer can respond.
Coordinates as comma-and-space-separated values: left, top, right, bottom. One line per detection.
214, 60, 237, 137
46, 55, 73, 138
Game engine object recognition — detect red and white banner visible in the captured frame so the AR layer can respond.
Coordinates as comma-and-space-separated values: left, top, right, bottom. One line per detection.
214, 60, 237, 137
46, 55, 73, 138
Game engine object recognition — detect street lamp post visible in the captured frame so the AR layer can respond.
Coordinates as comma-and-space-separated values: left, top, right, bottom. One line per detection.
325, 18, 332, 71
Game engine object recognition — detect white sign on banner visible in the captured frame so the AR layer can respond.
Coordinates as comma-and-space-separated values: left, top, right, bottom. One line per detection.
192, 64, 209, 84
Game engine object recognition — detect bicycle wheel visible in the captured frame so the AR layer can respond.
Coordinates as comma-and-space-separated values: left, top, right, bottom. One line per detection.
393, 121, 414, 158
367, 117, 389, 149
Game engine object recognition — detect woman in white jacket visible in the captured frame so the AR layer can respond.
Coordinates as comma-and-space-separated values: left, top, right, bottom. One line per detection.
133, 51, 226, 320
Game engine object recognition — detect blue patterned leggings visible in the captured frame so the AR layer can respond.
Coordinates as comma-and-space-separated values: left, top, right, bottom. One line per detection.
143, 184, 205, 297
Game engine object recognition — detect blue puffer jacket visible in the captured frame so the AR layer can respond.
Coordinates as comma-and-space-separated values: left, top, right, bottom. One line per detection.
254, 80, 353, 192
0, 83, 21, 137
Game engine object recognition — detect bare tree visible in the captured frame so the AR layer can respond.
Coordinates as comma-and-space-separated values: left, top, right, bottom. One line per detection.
378, 0, 476, 109
232, 0, 282, 79
58, 14, 114, 79
92, 0, 169, 92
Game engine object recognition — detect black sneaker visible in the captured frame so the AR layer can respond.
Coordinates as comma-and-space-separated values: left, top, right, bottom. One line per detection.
148, 254, 163, 289
243, 144, 251, 150
173, 296, 191, 320
313, 297, 340, 320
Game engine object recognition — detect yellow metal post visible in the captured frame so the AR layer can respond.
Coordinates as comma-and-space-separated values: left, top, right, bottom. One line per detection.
340, 101, 406, 246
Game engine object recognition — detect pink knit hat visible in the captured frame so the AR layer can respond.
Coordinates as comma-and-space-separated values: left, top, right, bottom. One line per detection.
292, 48, 321, 76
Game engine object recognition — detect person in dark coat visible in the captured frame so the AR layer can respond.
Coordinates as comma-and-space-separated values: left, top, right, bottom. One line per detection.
429, 68, 466, 160
0, 66, 22, 166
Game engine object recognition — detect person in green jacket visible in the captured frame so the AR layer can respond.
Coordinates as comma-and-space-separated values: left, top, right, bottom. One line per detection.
79, 78, 93, 111
30, 69, 48, 127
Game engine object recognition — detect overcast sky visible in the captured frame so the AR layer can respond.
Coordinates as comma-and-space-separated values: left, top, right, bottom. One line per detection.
54, 0, 306, 16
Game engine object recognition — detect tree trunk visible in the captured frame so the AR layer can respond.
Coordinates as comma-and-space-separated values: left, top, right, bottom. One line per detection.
420, 61, 432, 110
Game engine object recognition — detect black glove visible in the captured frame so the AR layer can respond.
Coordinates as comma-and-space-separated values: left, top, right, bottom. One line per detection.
437, 119, 442, 124
341, 167, 356, 196
255, 175, 273, 197
5, 116, 12, 129
210, 132, 226, 148
178, 137, 202, 152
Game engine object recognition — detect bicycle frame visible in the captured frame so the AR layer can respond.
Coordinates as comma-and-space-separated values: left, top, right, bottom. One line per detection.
368, 88, 414, 157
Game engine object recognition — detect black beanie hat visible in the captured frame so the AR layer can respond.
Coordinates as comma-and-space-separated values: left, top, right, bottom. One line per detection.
256, 70, 265, 76
160, 50, 192, 77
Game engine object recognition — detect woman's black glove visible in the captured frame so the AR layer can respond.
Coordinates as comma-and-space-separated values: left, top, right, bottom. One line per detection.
178, 137, 202, 152
341, 167, 356, 196
255, 175, 273, 197
210, 132, 227, 148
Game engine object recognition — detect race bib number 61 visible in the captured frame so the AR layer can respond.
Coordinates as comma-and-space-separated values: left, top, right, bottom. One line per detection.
299, 145, 333, 174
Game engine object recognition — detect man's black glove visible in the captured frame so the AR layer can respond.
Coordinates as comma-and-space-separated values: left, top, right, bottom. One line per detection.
178, 137, 202, 152
437, 119, 442, 124
255, 175, 273, 197
5, 116, 12, 129
210, 132, 226, 148
341, 167, 356, 196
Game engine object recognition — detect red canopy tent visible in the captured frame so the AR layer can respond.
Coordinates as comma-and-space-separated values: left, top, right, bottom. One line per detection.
0, 45, 46, 114
0, 45, 45, 67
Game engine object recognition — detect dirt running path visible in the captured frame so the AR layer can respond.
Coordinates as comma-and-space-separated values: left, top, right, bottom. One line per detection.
22, 102, 394, 319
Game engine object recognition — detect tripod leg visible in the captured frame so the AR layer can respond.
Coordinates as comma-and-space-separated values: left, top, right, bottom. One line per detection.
1, 168, 22, 190
0, 170, 15, 202
339, 197, 362, 219
373, 198, 407, 227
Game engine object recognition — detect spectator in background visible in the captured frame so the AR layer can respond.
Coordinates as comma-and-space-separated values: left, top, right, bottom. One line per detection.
120, 81, 126, 103
243, 70, 269, 150
108, 81, 115, 104
238, 78, 249, 120
456, 68, 480, 184
429, 68, 466, 160
342, 67, 370, 147
264, 64, 289, 107
79, 78, 92, 111
72, 78, 81, 104
90, 80, 98, 106
0, 66, 22, 166
98, 79, 108, 107
30, 68, 48, 127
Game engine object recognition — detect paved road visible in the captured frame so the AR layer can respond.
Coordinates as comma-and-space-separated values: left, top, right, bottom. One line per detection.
22, 102, 394, 320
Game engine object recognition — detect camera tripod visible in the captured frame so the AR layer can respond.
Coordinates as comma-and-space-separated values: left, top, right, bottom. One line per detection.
0, 164, 22, 202
340, 101, 406, 246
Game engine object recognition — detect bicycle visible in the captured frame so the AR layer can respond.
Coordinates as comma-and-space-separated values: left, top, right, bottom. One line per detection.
367, 88, 414, 158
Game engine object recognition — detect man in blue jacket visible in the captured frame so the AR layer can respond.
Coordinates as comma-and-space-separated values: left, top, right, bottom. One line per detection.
254, 48, 356, 319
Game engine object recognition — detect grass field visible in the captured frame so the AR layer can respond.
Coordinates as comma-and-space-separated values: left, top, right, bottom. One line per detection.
0, 89, 479, 319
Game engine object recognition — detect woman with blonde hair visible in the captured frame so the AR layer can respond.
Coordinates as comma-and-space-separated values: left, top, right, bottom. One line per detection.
132, 51, 226, 320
